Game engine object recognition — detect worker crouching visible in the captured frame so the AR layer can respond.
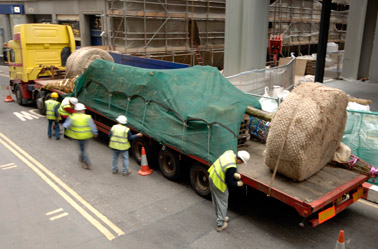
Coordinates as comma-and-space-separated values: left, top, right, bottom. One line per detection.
109, 115, 143, 176
208, 150, 250, 232
63, 103, 98, 169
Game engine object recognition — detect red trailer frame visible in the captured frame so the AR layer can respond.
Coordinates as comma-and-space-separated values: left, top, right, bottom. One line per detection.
85, 105, 370, 227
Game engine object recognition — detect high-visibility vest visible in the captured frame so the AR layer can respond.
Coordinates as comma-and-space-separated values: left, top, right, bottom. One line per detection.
58, 97, 73, 117
109, 124, 131, 151
45, 99, 60, 120
65, 113, 93, 140
208, 150, 237, 192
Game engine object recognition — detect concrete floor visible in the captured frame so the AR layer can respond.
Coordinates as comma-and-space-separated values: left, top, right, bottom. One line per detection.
324, 79, 378, 112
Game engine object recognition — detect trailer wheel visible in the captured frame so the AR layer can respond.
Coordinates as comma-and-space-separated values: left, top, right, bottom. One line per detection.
15, 84, 25, 106
190, 163, 211, 199
159, 147, 181, 181
36, 91, 46, 115
131, 137, 149, 165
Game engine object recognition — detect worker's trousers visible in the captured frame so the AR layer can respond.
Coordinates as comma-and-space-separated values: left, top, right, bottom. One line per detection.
78, 139, 91, 166
47, 119, 60, 139
112, 149, 129, 173
209, 178, 229, 227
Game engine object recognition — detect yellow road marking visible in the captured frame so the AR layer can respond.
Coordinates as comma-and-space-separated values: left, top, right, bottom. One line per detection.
0, 133, 125, 240
0, 163, 15, 167
2, 165, 17, 170
359, 199, 378, 209
49, 212, 69, 221
46, 208, 64, 216
0, 133, 125, 237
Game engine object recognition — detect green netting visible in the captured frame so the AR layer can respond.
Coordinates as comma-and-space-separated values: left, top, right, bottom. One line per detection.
343, 110, 378, 184
70, 60, 261, 164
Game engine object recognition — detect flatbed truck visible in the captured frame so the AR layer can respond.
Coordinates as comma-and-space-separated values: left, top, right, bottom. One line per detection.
7, 24, 371, 227
84, 101, 370, 227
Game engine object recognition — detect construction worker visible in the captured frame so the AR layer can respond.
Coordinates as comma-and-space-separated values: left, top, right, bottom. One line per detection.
44, 92, 61, 140
109, 115, 142, 176
208, 150, 250, 232
63, 103, 98, 169
58, 97, 78, 120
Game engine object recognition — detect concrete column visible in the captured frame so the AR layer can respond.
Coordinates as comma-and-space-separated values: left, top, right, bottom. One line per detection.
223, 0, 269, 77
358, 0, 378, 79
1, 15, 12, 42
341, 0, 368, 79
368, 5, 378, 82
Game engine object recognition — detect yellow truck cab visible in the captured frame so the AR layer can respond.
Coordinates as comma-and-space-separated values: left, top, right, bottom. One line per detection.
7, 23, 75, 105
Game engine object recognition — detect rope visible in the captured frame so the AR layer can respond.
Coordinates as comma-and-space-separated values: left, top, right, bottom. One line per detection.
142, 101, 149, 127
125, 97, 131, 116
348, 154, 358, 168
267, 87, 319, 196
267, 106, 299, 196
181, 121, 187, 152
108, 93, 112, 110
207, 125, 211, 164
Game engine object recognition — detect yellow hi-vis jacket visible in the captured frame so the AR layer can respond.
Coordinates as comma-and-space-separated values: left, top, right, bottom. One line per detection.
65, 113, 93, 140
58, 97, 73, 117
45, 99, 60, 120
109, 124, 131, 151
208, 150, 237, 192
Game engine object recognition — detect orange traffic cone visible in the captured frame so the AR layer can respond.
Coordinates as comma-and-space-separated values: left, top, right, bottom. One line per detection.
335, 230, 345, 249
4, 85, 14, 102
138, 146, 153, 176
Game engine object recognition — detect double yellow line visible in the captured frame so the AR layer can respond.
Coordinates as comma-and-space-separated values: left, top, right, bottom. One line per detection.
0, 133, 124, 241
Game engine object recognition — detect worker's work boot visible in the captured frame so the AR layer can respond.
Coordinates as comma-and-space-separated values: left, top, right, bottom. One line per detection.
123, 170, 131, 176
224, 216, 229, 222
112, 169, 118, 174
83, 163, 91, 170
216, 222, 228, 232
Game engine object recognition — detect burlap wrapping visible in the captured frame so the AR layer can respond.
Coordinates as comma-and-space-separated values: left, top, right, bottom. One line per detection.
264, 83, 348, 181
66, 47, 114, 77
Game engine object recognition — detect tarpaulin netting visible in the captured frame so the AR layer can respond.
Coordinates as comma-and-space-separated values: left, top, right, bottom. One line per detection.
71, 60, 261, 164
343, 110, 378, 184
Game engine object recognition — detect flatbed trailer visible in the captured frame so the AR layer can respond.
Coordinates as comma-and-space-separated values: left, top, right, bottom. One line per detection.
85, 105, 370, 227
239, 140, 369, 226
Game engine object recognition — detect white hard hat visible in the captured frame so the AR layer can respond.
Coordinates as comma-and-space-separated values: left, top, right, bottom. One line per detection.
237, 151, 250, 164
116, 115, 127, 124
75, 103, 86, 111
70, 97, 78, 105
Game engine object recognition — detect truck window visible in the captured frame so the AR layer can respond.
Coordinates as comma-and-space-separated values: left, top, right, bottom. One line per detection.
61, 46, 71, 66
9, 49, 15, 62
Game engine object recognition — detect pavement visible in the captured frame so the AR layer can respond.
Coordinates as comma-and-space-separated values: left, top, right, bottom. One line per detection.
324, 78, 378, 204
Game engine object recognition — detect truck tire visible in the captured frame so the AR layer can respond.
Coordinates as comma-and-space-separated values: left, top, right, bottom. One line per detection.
15, 84, 25, 106
159, 147, 182, 181
190, 163, 211, 199
131, 137, 149, 165
36, 91, 46, 115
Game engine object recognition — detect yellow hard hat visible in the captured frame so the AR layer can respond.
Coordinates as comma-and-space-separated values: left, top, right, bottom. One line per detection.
51, 92, 59, 98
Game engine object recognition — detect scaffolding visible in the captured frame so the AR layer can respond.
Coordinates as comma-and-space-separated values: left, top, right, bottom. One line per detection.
269, 0, 349, 57
104, 0, 350, 68
105, 0, 225, 67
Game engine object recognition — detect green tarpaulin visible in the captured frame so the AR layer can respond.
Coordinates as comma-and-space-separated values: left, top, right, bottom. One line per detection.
343, 110, 378, 185
71, 60, 261, 164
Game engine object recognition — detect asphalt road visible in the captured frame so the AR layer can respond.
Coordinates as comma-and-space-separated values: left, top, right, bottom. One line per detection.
0, 65, 377, 249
